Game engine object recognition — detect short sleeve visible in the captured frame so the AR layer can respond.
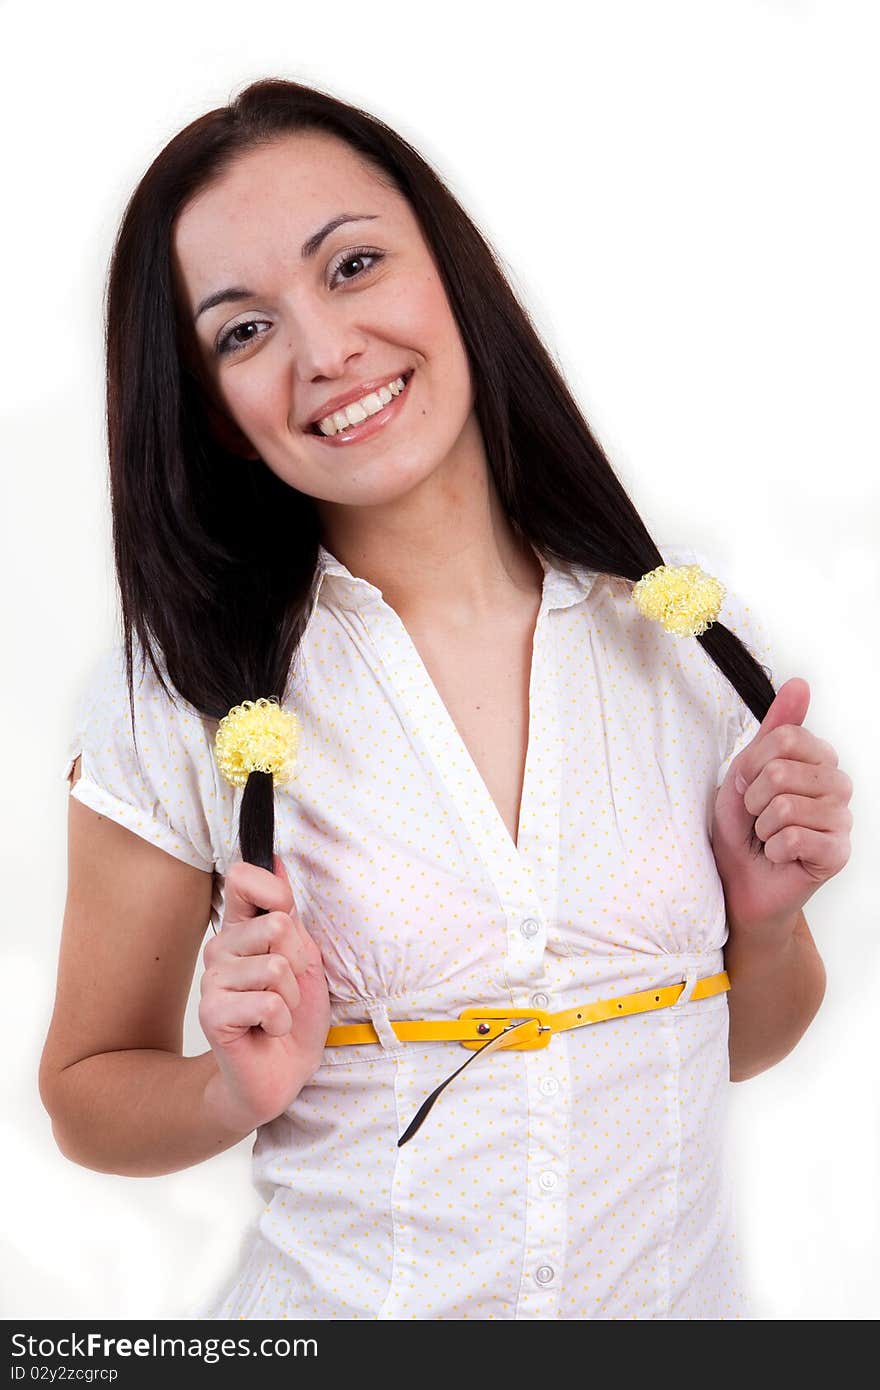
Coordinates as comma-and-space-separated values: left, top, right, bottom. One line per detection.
62, 643, 224, 873
657, 541, 778, 790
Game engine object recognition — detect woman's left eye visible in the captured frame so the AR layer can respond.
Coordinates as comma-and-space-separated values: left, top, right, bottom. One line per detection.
329, 247, 384, 287
215, 249, 385, 357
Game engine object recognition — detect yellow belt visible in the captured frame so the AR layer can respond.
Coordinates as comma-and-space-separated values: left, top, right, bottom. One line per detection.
326, 971, 730, 1051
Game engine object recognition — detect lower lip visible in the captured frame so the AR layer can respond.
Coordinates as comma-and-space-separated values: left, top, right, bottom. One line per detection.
307, 373, 414, 447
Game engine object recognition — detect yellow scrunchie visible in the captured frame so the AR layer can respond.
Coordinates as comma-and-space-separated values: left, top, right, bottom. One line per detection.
214, 697, 300, 789
631, 563, 725, 637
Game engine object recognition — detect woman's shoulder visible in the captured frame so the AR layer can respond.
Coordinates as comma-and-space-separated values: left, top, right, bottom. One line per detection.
63, 635, 229, 874
679, 543, 771, 669
79, 635, 217, 730
642, 540, 774, 672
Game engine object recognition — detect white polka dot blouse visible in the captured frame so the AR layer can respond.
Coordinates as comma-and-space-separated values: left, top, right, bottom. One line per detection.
62, 540, 774, 1319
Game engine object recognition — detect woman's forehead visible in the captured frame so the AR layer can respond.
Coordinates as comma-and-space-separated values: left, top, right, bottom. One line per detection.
172, 140, 402, 293
180, 136, 392, 236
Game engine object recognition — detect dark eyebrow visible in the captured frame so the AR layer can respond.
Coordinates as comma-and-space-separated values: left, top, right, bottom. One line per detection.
193, 212, 380, 323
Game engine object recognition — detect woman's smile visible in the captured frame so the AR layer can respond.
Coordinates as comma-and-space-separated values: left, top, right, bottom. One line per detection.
306, 368, 416, 447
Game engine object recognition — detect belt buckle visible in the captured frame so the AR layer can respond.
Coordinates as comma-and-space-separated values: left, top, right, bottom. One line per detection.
459, 1007, 553, 1051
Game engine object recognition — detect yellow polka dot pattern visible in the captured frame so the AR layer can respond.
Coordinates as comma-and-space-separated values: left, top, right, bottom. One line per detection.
62, 540, 774, 1320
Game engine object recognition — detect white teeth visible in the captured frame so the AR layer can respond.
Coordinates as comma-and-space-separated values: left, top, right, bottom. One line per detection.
315, 375, 408, 436
334, 402, 366, 428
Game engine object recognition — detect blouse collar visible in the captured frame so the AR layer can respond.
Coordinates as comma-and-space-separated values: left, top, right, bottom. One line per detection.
314, 541, 600, 614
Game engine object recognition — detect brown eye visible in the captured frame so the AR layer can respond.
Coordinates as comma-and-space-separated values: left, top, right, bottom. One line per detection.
328, 249, 384, 288
216, 320, 271, 358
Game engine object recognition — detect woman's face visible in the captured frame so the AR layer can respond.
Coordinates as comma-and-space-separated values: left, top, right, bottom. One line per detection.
172, 132, 477, 514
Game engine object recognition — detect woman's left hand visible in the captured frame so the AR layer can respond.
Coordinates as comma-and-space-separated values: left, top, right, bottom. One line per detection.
710, 676, 852, 944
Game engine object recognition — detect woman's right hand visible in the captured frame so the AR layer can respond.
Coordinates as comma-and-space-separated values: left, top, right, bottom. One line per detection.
199, 853, 331, 1134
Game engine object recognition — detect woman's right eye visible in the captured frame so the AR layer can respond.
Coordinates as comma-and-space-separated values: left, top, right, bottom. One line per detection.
216, 320, 272, 357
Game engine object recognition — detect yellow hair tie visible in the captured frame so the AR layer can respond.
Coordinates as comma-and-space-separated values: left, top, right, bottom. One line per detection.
214, 697, 300, 789
631, 562, 725, 637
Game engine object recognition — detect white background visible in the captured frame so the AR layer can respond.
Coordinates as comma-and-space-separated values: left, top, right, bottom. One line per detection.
3, 0, 878, 1320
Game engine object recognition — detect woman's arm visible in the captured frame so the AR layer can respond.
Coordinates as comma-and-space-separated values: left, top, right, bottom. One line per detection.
710, 677, 849, 1081
40, 757, 255, 1177
43, 1047, 255, 1177
724, 908, 826, 1082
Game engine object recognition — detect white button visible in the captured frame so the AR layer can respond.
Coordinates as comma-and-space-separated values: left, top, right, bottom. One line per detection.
539, 1076, 559, 1097
535, 1264, 555, 1285
520, 918, 540, 939
539, 1170, 558, 1191
531, 991, 550, 1008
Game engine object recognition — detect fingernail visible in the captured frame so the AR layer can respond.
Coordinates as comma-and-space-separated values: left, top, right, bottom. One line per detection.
735, 773, 748, 795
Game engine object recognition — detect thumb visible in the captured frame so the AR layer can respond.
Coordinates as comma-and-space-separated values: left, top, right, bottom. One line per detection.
750, 675, 810, 747
728, 676, 810, 798
272, 852, 296, 910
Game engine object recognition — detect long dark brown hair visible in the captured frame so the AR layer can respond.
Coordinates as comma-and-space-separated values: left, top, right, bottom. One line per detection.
104, 75, 775, 893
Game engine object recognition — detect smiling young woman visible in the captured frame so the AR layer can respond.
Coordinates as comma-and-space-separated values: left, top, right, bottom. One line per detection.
41, 76, 844, 1323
